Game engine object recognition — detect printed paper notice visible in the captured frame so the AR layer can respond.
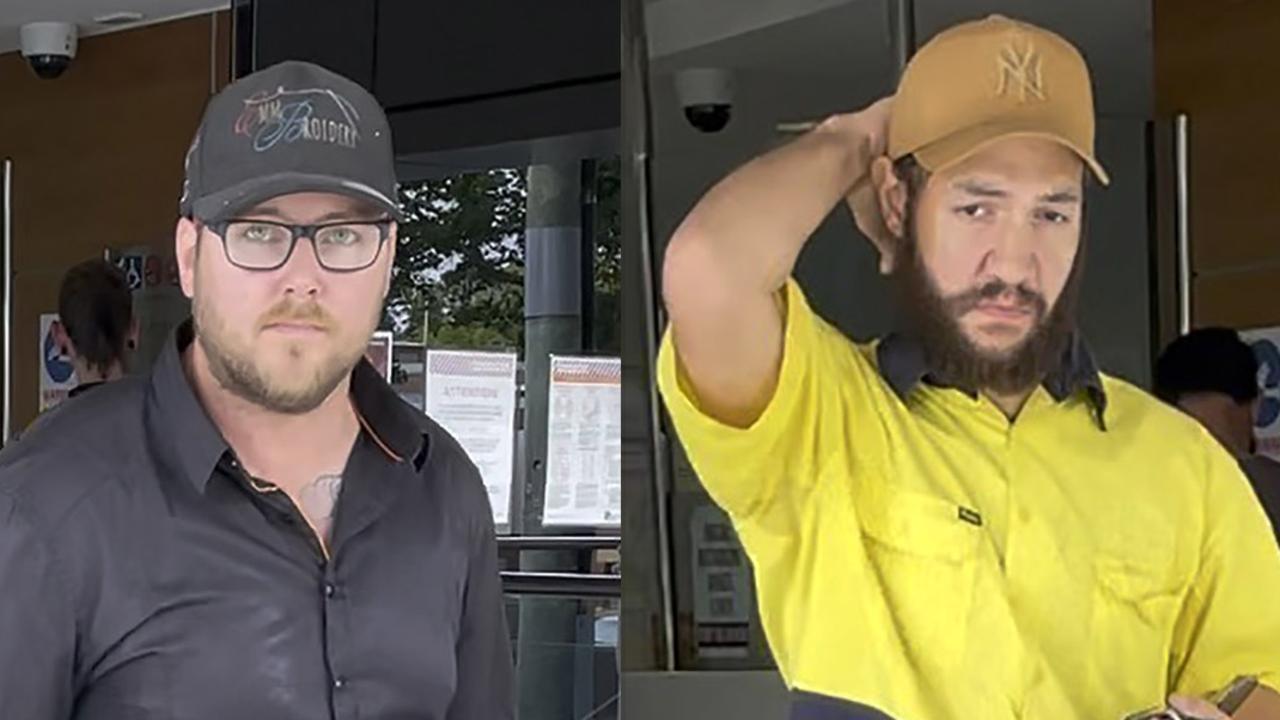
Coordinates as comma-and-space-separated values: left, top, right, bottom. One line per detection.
542, 356, 621, 527
425, 350, 518, 524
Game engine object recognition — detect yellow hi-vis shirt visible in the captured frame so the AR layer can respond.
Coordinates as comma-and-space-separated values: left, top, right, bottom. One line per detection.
657, 279, 1280, 720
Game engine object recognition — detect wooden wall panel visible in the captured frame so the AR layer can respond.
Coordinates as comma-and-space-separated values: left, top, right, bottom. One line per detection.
0, 12, 230, 431
1194, 268, 1280, 330
1155, 0, 1280, 330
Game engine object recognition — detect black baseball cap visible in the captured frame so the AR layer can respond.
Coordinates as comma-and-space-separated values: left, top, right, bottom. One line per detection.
179, 60, 402, 223
1155, 327, 1261, 404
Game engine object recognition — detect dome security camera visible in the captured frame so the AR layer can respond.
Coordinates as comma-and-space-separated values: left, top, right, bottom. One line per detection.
20, 22, 79, 80
674, 68, 735, 133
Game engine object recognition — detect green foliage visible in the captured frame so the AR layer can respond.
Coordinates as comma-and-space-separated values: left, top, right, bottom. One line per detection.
385, 159, 621, 356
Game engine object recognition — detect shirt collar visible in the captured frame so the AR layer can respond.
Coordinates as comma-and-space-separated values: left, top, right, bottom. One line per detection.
874, 330, 1109, 429
68, 380, 106, 398
146, 319, 430, 494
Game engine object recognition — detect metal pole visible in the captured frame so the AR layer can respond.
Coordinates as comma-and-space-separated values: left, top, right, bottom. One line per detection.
499, 536, 621, 551
1174, 113, 1191, 335
889, 0, 916, 75
581, 159, 597, 351
519, 162, 584, 720
3, 159, 11, 444
625, 0, 677, 673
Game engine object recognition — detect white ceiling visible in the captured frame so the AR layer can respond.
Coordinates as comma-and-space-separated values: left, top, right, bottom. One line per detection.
0, 0, 225, 54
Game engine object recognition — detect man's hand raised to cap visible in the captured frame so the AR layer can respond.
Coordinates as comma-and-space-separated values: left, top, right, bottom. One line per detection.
819, 98, 900, 273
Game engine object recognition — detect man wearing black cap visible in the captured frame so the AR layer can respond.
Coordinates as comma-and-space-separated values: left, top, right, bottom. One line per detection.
0, 61, 514, 719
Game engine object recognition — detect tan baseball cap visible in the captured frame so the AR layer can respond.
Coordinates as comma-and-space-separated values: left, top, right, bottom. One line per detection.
890, 15, 1109, 185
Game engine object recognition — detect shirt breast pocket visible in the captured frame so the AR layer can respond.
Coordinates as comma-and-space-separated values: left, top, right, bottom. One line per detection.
1089, 532, 1187, 704
856, 484, 980, 669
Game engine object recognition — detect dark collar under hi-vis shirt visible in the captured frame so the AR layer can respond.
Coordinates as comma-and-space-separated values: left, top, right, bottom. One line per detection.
0, 321, 514, 719
875, 329, 1109, 427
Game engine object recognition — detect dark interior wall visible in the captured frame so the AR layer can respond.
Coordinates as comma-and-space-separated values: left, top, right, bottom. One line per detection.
249, 0, 620, 158
0, 12, 231, 431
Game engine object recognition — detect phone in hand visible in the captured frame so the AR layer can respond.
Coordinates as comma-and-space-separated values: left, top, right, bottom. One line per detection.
1123, 676, 1259, 720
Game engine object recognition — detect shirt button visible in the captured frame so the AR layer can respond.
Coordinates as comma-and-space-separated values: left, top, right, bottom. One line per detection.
324, 583, 336, 598
333, 677, 346, 690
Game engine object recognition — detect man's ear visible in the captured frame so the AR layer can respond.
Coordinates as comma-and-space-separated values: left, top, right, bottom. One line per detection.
175, 217, 199, 300
51, 321, 74, 358
867, 156, 910, 274
871, 156, 909, 239
382, 224, 397, 299
127, 317, 140, 351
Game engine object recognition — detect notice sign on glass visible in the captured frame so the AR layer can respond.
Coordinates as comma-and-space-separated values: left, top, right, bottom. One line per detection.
425, 350, 518, 525
542, 355, 621, 527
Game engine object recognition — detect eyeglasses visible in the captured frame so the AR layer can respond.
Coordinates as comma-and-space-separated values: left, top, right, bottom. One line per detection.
203, 218, 393, 272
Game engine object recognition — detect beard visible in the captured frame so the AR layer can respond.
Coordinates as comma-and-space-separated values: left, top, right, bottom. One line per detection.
193, 293, 373, 415
890, 228, 1082, 397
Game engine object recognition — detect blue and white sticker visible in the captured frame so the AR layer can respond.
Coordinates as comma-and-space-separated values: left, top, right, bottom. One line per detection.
1243, 326, 1280, 461
39, 313, 78, 412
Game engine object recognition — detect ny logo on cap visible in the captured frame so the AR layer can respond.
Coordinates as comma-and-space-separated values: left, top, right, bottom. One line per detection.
995, 39, 1044, 103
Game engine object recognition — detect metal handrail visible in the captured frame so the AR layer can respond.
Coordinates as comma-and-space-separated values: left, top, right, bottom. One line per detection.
501, 571, 621, 598
497, 535, 619, 551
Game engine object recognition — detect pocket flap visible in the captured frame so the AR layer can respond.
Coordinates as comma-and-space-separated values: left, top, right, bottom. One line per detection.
859, 485, 980, 563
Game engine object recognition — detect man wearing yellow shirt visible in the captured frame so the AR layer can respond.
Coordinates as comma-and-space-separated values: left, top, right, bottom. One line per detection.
657, 15, 1280, 720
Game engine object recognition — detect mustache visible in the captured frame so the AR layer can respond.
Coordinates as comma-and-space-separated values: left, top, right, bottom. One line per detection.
943, 280, 1047, 318
257, 301, 336, 331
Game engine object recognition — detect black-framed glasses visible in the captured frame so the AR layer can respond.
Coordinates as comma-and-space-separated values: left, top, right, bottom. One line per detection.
203, 218, 393, 272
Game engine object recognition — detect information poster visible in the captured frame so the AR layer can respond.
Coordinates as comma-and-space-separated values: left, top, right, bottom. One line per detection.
425, 350, 518, 524
542, 356, 621, 527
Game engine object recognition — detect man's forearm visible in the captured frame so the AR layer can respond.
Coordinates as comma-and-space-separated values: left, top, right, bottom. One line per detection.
666, 118, 871, 296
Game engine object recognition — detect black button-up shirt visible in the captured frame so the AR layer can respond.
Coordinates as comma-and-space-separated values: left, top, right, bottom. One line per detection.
0, 321, 514, 719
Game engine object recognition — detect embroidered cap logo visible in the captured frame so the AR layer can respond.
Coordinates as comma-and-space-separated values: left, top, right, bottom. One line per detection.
234, 86, 361, 153
995, 38, 1044, 103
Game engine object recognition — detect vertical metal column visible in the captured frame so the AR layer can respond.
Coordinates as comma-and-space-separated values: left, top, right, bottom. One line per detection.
623, 0, 677, 674
1174, 113, 1192, 334
3, 159, 11, 444
888, 0, 916, 74
519, 161, 584, 720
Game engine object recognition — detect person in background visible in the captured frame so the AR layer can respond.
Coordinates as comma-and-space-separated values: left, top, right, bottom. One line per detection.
1156, 327, 1280, 542
52, 258, 138, 398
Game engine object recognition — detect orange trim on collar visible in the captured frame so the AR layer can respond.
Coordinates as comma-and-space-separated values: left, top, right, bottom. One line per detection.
355, 405, 404, 463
